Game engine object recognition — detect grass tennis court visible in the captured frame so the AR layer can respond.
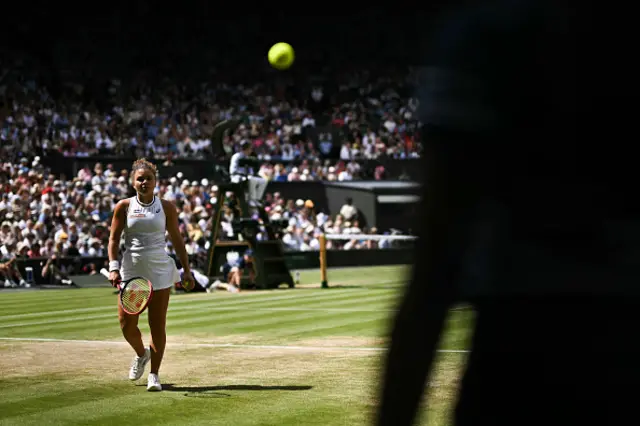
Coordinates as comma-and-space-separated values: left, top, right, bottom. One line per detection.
0, 266, 473, 426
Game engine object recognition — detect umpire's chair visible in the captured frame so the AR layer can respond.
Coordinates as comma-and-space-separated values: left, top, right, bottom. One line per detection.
207, 167, 294, 290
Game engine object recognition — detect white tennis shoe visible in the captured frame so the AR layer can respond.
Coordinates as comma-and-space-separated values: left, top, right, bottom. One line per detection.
129, 348, 150, 380
147, 373, 162, 392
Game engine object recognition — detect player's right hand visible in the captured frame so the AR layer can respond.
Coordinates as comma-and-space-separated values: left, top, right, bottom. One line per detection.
108, 270, 122, 288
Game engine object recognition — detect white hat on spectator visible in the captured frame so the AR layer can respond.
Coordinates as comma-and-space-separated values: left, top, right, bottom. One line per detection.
92, 214, 101, 222
191, 181, 198, 187
201, 179, 209, 186
177, 172, 184, 179
211, 185, 218, 192
53, 180, 61, 186
291, 167, 299, 173
295, 199, 304, 207
305, 224, 315, 234
328, 166, 336, 173
300, 174, 308, 181
118, 176, 126, 183
181, 180, 190, 187
93, 185, 102, 193
193, 206, 204, 215
169, 177, 177, 184
274, 205, 283, 212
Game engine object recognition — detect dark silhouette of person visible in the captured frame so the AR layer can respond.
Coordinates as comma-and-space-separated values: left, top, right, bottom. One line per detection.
377, 1, 638, 425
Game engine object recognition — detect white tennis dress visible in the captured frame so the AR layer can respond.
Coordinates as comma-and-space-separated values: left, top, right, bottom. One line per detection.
120, 195, 180, 290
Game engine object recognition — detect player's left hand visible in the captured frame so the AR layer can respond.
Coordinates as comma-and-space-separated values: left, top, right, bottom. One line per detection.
181, 270, 195, 292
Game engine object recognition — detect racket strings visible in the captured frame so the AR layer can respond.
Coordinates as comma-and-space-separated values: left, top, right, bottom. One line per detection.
121, 279, 152, 313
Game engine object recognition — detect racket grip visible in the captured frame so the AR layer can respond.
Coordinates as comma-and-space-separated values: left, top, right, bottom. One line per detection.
101, 268, 123, 289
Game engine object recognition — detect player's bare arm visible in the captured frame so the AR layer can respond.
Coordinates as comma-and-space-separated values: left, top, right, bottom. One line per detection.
108, 199, 129, 285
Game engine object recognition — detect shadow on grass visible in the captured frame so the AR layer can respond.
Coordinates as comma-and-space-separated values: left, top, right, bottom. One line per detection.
146, 384, 312, 398
163, 384, 312, 392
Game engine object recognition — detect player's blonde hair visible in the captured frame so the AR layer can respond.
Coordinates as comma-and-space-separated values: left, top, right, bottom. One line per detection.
131, 158, 158, 177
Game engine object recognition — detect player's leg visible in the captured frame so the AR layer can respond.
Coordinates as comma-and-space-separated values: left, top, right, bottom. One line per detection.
229, 267, 240, 287
147, 287, 171, 377
118, 299, 149, 380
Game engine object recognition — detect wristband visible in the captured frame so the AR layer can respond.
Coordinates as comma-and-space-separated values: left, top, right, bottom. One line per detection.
108, 260, 120, 272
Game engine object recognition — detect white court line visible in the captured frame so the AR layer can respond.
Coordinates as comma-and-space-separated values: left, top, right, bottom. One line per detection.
0, 337, 469, 354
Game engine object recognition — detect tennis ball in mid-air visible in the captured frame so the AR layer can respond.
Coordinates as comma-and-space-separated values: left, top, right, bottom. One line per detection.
268, 42, 295, 70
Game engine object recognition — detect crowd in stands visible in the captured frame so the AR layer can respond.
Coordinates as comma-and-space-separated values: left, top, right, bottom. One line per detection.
0, 157, 392, 273
1, 56, 422, 179
0, 53, 416, 285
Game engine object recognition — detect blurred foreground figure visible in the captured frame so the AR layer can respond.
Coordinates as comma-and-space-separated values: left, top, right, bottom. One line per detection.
377, 1, 638, 425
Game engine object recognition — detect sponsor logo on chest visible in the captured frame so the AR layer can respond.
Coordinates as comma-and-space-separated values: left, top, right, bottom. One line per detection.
129, 204, 160, 218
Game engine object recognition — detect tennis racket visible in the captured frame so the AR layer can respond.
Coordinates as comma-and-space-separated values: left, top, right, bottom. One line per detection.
100, 268, 153, 315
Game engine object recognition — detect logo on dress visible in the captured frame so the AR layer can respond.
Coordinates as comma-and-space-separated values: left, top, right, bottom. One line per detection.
156, 209, 161, 213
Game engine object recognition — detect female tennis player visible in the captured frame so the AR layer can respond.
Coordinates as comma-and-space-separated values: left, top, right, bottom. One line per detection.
108, 158, 194, 392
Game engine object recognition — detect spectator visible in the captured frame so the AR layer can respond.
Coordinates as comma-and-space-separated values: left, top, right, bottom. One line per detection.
41, 254, 74, 286
219, 249, 255, 291
0, 257, 27, 288
339, 198, 358, 222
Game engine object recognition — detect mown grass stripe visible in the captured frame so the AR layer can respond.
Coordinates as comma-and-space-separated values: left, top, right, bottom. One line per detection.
0, 273, 403, 305
0, 383, 136, 419
0, 296, 397, 331
203, 309, 377, 335
261, 310, 392, 340
0, 288, 399, 325
0, 391, 167, 426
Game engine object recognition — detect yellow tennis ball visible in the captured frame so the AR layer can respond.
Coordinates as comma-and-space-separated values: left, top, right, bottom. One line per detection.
268, 42, 295, 70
